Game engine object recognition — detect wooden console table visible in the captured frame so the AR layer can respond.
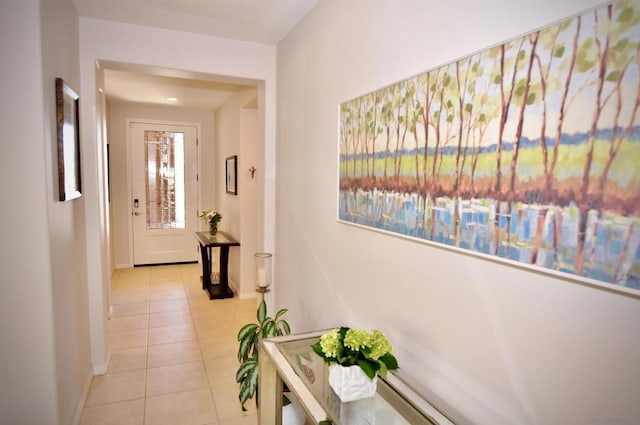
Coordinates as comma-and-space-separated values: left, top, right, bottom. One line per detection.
259, 331, 455, 425
194, 231, 240, 300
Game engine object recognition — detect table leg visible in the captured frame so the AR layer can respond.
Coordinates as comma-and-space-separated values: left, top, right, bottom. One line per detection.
199, 243, 211, 292
258, 341, 283, 425
205, 246, 234, 299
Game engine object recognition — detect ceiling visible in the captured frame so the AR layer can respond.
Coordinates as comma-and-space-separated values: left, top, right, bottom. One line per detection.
73, 0, 319, 110
103, 68, 253, 111
72, 0, 318, 45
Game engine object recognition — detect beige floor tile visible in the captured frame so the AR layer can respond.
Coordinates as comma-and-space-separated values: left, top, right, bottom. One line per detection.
205, 299, 238, 312
108, 329, 147, 350
116, 271, 150, 281
111, 302, 149, 317
150, 287, 188, 301
118, 267, 150, 276
183, 278, 203, 289
182, 275, 203, 287
234, 311, 258, 324
150, 267, 183, 282
149, 310, 193, 328
219, 415, 258, 425
79, 398, 144, 425
147, 340, 202, 368
116, 275, 150, 285
146, 361, 209, 396
187, 299, 216, 313
195, 318, 240, 339
145, 389, 218, 425
150, 298, 191, 313
187, 287, 212, 301
85, 370, 146, 407
107, 314, 148, 332
191, 306, 235, 321
112, 292, 150, 305
199, 334, 238, 360
149, 324, 196, 345
150, 280, 184, 289
205, 356, 240, 392
180, 264, 201, 276
111, 285, 150, 296
207, 374, 238, 397
213, 391, 256, 421
108, 347, 147, 373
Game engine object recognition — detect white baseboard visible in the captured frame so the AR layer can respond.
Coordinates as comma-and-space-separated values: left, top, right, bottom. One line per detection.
115, 263, 131, 269
239, 291, 258, 300
228, 278, 259, 300
72, 370, 94, 425
92, 349, 111, 375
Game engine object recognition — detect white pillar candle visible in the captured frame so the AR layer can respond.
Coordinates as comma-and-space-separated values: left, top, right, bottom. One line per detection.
257, 268, 268, 287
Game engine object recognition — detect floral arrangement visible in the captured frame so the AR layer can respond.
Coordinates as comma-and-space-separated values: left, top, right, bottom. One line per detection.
199, 209, 222, 233
311, 327, 399, 380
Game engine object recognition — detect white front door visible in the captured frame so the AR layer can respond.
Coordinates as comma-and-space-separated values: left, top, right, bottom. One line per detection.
130, 122, 198, 265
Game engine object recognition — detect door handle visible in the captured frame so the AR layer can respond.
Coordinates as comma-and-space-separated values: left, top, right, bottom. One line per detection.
133, 212, 141, 216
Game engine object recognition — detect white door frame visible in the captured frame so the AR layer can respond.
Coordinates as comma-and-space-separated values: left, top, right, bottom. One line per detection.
125, 118, 202, 267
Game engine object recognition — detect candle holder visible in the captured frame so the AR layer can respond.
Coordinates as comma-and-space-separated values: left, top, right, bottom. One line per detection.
254, 253, 272, 290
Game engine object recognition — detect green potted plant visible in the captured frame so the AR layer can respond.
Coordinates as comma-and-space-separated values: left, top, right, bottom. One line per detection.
236, 299, 291, 411
311, 327, 399, 402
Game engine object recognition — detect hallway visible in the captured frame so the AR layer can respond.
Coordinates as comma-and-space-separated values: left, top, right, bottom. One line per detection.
80, 264, 258, 425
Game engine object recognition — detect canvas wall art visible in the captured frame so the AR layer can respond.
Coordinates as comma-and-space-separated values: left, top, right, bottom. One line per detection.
338, 0, 640, 292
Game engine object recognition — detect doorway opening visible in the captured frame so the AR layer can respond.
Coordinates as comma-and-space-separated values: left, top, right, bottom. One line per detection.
101, 61, 266, 298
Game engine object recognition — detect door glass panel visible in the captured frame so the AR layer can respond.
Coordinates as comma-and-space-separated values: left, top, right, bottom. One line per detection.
144, 130, 185, 229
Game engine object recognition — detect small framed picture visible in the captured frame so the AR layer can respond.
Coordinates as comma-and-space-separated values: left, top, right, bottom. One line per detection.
56, 77, 81, 201
226, 155, 237, 195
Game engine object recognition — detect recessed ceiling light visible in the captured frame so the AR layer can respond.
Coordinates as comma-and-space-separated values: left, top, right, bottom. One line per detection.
165, 97, 178, 102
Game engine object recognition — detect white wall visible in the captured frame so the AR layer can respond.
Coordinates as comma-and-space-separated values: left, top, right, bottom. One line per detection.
214, 90, 260, 297
41, 0, 92, 422
108, 102, 215, 267
240, 107, 262, 299
0, 0, 91, 424
79, 17, 277, 369
276, 1, 640, 424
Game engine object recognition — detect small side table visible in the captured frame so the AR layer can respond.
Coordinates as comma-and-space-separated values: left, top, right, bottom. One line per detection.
194, 231, 240, 300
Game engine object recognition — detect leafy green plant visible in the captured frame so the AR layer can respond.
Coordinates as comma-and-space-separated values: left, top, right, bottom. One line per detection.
311, 327, 399, 379
236, 300, 291, 411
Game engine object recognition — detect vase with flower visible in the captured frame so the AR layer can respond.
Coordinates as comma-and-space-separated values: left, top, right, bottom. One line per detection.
199, 210, 222, 235
311, 327, 399, 403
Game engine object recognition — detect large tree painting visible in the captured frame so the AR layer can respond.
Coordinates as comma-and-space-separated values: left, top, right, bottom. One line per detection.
338, 0, 640, 291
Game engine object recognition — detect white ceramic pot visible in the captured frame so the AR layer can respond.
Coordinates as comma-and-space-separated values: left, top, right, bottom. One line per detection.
328, 364, 377, 403
283, 391, 306, 425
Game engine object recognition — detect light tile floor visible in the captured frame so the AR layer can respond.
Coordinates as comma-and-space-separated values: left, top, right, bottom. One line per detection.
80, 263, 260, 425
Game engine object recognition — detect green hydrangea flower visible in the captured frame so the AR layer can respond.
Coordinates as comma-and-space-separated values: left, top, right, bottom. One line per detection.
344, 329, 372, 351
369, 329, 393, 360
319, 328, 342, 358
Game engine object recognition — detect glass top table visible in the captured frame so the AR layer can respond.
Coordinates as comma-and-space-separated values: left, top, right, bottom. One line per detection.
258, 331, 454, 425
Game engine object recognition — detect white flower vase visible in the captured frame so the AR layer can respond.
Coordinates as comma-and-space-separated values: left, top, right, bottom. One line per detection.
328, 364, 377, 403
283, 392, 306, 425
